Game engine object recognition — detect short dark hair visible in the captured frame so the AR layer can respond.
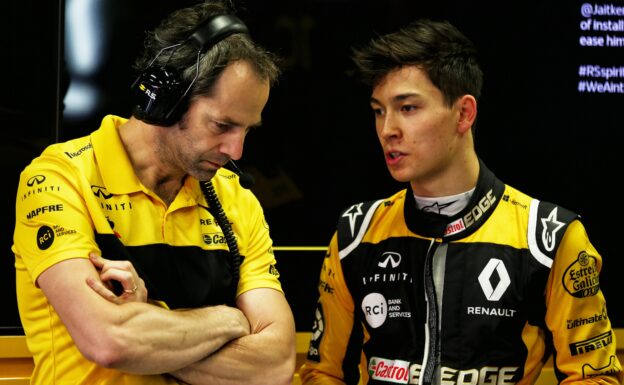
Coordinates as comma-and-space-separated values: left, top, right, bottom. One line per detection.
134, 1, 280, 100
352, 19, 483, 107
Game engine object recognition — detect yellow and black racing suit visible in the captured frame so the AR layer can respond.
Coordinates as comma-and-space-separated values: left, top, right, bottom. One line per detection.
300, 161, 622, 385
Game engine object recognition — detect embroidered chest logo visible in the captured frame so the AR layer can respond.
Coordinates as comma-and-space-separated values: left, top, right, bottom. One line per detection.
468, 258, 517, 318
378, 252, 401, 268
541, 207, 564, 252
342, 203, 363, 237
27, 175, 46, 186
422, 200, 455, 214
478, 258, 511, 301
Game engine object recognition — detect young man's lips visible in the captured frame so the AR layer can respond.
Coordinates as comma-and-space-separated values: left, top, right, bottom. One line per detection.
385, 151, 404, 165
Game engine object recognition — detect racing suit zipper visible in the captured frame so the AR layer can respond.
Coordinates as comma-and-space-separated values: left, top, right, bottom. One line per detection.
420, 238, 440, 385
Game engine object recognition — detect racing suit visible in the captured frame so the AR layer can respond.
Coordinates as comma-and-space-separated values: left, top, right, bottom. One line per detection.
300, 161, 622, 385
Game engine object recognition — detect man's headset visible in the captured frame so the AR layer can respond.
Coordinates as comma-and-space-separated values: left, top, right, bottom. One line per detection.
130, 14, 248, 127
131, 12, 255, 188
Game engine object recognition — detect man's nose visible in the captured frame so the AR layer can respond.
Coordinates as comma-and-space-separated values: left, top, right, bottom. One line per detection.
221, 128, 246, 160
378, 112, 402, 141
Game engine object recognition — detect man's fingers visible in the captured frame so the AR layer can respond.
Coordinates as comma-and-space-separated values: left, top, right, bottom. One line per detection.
88, 253, 107, 269
99, 269, 136, 294
89, 253, 137, 276
86, 277, 119, 304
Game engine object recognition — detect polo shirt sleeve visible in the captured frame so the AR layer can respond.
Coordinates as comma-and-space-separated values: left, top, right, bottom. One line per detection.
13, 151, 101, 284
234, 190, 283, 296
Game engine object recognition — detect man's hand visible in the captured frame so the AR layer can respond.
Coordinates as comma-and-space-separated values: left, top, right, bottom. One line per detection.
86, 253, 148, 304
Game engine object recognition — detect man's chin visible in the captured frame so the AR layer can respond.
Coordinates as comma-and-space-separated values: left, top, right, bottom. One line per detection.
191, 169, 218, 182
388, 169, 411, 183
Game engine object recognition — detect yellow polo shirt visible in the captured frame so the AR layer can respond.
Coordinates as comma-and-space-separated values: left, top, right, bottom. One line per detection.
13, 115, 282, 384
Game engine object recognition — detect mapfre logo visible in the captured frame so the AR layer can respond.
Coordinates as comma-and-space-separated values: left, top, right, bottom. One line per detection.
362, 292, 387, 328
368, 357, 410, 384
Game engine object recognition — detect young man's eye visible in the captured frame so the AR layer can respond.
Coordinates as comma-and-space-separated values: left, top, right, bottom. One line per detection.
401, 105, 417, 112
372, 107, 384, 116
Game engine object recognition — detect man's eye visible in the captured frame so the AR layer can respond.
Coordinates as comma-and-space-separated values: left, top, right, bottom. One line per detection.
401, 105, 416, 112
372, 108, 384, 116
214, 121, 232, 131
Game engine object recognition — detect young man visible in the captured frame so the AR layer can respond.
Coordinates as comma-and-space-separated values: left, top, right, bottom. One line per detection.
300, 19, 622, 385
13, 2, 295, 384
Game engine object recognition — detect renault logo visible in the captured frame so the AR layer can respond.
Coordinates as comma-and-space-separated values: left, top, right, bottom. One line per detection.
478, 258, 511, 301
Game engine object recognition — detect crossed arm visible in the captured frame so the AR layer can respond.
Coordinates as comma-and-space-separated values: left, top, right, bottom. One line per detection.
37, 253, 296, 383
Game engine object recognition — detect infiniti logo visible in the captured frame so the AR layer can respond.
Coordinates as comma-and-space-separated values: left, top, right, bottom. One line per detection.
27, 175, 46, 186
378, 252, 401, 268
91, 185, 113, 199
478, 258, 511, 301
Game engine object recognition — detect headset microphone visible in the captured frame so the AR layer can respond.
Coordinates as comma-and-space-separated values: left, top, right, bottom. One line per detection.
227, 160, 255, 189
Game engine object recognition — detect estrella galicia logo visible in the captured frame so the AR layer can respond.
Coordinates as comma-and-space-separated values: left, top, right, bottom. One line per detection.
563, 251, 599, 298
541, 207, 564, 252
37, 225, 54, 250
27, 175, 46, 187
478, 258, 511, 301
378, 252, 401, 268
307, 303, 325, 362
91, 185, 113, 199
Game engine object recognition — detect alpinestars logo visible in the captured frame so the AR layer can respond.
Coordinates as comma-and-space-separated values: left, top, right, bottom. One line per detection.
342, 203, 363, 237
422, 201, 455, 214
478, 258, 511, 301
541, 207, 564, 252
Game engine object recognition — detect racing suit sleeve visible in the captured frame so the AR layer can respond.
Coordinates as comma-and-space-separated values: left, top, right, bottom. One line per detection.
299, 232, 362, 385
545, 219, 623, 384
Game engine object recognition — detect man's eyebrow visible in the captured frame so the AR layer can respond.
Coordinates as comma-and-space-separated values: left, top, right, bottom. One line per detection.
208, 115, 263, 128
370, 93, 421, 105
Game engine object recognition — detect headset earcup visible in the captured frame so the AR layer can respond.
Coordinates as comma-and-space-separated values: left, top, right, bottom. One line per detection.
131, 66, 186, 126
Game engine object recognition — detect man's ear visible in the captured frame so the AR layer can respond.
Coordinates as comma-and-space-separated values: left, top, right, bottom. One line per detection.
457, 94, 477, 134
